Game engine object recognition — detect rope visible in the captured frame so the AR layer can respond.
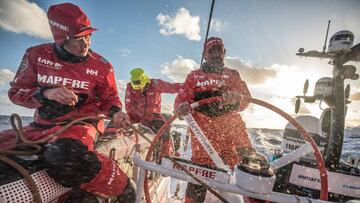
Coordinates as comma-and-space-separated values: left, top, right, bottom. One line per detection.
130, 125, 152, 144
10, 114, 108, 145
0, 143, 42, 156
0, 114, 108, 203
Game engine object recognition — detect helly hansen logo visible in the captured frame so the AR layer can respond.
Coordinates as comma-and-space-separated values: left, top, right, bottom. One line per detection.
37, 57, 63, 70
86, 68, 98, 76
37, 74, 90, 89
48, 20, 69, 32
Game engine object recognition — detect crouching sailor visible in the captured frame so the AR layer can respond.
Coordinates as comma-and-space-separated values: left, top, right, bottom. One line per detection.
125, 67, 183, 159
0, 3, 135, 202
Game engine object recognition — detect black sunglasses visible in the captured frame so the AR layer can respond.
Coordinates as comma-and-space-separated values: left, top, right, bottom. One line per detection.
131, 80, 141, 85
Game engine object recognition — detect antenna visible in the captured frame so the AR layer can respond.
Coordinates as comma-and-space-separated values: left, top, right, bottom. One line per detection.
322, 20, 331, 53
200, 0, 216, 66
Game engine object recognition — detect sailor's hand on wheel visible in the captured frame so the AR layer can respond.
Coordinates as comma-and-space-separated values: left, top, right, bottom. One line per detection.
175, 102, 192, 119
112, 111, 131, 129
43, 86, 78, 106
219, 91, 241, 109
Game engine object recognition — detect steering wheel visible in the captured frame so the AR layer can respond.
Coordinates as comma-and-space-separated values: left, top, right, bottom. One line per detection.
143, 96, 328, 203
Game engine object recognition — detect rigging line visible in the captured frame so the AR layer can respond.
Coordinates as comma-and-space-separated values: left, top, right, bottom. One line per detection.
200, 0, 216, 66
130, 125, 152, 144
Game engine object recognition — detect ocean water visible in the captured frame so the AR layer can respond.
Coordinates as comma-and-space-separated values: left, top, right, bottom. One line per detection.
0, 115, 33, 131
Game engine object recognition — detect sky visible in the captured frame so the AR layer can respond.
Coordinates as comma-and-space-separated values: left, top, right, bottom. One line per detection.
0, 0, 359, 129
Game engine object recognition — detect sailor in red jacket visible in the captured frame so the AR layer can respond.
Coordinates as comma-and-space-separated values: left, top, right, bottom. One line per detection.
175, 37, 254, 203
6, 3, 134, 202
125, 67, 182, 157
125, 67, 182, 132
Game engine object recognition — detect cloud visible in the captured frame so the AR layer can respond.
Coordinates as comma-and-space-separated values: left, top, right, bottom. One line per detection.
224, 57, 277, 85
0, 90, 35, 116
116, 79, 128, 92
115, 79, 128, 104
160, 56, 277, 85
114, 48, 131, 57
115, 48, 131, 57
350, 92, 360, 101
161, 57, 198, 82
297, 105, 312, 114
0, 90, 10, 106
161, 103, 174, 114
346, 102, 360, 127
0, 69, 15, 85
0, 0, 52, 39
157, 8, 201, 41
121, 49, 130, 57
210, 18, 226, 32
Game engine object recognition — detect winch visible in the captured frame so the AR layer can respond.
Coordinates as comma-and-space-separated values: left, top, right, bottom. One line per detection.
234, 152, 276, 194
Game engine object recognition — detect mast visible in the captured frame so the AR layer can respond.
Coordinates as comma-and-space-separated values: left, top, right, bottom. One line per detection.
200, 0, 216, 66
325, 50, 359, 170
325, 61, 345, 170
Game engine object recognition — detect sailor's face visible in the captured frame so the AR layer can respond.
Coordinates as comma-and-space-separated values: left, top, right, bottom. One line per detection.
63, 34, 91, 57
205, 45, 226, 67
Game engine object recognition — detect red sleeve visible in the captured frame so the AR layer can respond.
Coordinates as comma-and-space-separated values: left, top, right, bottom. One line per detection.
124, 84, 137, 123
153, 79, 183, 94
174, 72, 196, 109
96, 63, 122, 116
8, 50, 42, 108
230, 70, 251, 111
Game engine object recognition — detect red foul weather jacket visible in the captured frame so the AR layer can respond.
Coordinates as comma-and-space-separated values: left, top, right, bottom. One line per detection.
5, 43, 129, 197
174, 65, 253, 168
125, 79, 182, 124
8, 43, 122, 127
